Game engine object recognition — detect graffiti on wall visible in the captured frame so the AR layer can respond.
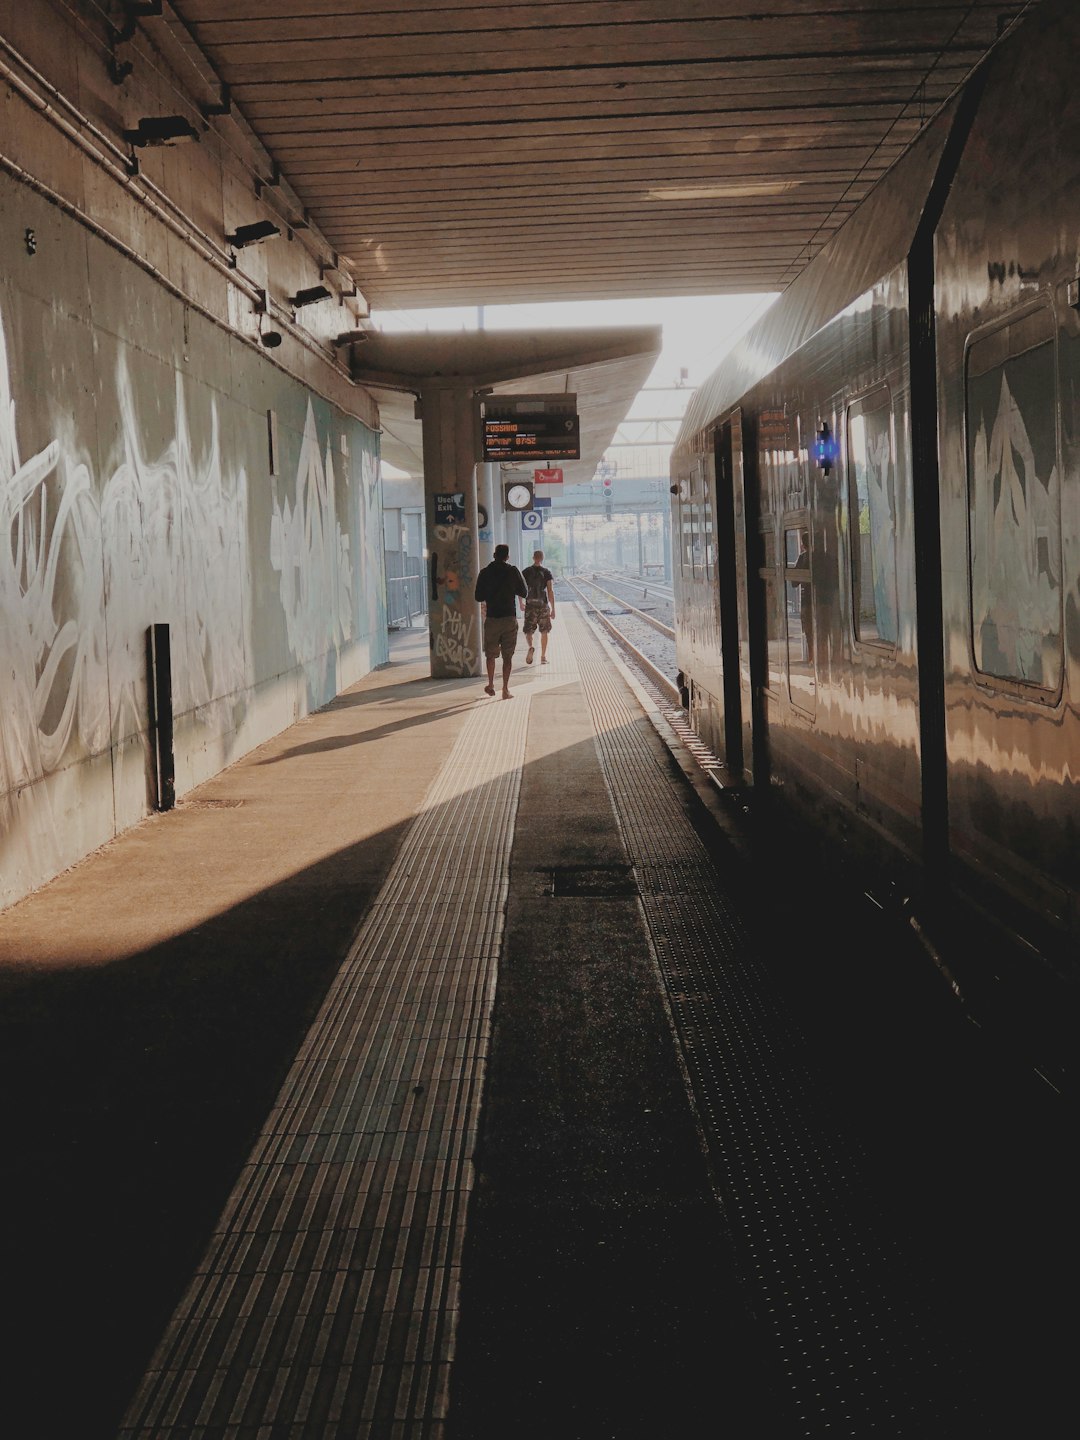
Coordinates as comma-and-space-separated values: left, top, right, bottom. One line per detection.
1, 330, 106, 799
270, 400, 354, 659
0, 304, 255, 876
107, 358, 252, 738
360, 447, 385, 636
1, 299, 376, 894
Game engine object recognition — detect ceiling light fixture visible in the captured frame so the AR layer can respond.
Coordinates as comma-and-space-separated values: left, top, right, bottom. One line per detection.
123, 115, 200, 147
289, 285, 332, 309
227, 220, 282, 248
645, 180, 799, 201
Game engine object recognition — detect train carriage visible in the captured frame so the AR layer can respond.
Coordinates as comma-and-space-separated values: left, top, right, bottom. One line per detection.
671, 0, 1080, 1089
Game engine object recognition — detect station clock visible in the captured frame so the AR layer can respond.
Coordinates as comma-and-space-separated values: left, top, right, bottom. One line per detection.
504, 481, 534, 511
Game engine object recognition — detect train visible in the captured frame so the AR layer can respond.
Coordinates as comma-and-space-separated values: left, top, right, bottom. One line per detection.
670, 0, 1079, 1094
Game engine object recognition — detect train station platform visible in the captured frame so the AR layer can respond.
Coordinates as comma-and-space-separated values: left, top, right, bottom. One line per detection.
0, 604, 1071, 1440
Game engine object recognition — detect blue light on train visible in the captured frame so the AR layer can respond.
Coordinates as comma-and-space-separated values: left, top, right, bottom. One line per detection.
815, 422, 839, 473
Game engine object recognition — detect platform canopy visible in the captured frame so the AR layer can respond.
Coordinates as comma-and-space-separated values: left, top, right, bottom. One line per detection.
347, 326, 663, 484
167, 1, 1023, 310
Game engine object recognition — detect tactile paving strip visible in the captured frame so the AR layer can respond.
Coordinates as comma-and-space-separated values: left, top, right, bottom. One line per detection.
118, 691, 530, 1440
567, 607, 964, 1438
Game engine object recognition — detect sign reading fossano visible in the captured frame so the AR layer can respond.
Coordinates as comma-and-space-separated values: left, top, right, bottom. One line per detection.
477, 394, 580, 462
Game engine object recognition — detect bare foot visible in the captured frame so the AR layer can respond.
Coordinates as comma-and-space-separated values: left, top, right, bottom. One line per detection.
501, 690, 514, 699
484, 683, 495, 696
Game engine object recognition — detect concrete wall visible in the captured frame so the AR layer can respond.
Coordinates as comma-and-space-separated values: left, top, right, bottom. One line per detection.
0, 4, 388, 908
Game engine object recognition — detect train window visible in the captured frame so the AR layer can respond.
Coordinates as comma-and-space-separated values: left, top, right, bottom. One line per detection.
966, 307, 1061, 690
689, 500, 703, 577
846, 388, 898, 647
784, 524, 816, 709
679, 494, 695, 574
702, 485, 716, 569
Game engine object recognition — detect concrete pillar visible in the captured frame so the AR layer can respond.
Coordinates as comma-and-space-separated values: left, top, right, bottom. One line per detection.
477, 463, 497, 569
420, 384, 482, 678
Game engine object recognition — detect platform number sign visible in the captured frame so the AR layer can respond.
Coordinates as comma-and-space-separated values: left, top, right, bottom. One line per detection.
522, 510, 543, 531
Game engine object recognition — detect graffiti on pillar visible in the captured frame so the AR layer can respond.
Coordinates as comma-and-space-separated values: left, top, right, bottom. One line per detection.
431, 517, 477, 675
435, 599, 475, 673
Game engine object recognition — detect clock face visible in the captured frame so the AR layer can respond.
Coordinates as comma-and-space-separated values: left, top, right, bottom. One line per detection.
506, 483, 532, 510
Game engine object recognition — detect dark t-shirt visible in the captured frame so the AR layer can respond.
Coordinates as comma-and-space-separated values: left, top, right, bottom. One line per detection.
522, 564, 554, 602
475, 560, 527, 618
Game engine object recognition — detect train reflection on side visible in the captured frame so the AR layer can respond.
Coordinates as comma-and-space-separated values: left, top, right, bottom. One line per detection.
670, 0, 1079, 1094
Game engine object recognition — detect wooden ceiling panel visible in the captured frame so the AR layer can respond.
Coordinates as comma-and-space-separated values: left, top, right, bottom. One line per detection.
168, 0, 1032, 309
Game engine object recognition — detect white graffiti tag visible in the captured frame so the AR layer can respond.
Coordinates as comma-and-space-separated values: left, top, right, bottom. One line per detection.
0, 302, 254, 893
434, 601, 475, 674
1, 330, 107, 798
270, 401, 354, 660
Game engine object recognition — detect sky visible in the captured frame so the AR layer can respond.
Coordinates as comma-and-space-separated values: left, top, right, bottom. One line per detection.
370, 292, 780, 480
371, 292, 779, 394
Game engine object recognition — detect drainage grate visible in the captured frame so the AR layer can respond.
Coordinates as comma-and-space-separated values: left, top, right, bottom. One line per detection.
550, 864, 638, 898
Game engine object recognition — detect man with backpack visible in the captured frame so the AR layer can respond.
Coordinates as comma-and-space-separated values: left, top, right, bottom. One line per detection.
521, 549, 556, 665
474, 544, 528, 698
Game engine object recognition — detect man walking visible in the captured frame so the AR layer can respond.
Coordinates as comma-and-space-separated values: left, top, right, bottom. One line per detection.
521, 549, 556, 665
474, 543, 527, 698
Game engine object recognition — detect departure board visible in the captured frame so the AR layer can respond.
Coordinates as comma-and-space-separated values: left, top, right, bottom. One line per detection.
478, 394, 580, 461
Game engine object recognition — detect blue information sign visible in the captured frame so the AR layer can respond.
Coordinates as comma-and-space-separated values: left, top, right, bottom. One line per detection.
434, 492, 466, 525
522, 510, 543, 531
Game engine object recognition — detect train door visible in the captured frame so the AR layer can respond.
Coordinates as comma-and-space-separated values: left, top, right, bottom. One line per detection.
673, 452, 715, 731
736, 409, 772, 789
713, 419, 745, 779
729, 409, 771, 786
782, 513, 817, 716
671, 454, 695, 702
757, 410, 800, 712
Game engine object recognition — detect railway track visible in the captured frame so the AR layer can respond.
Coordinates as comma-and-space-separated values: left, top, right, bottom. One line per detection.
562, 575, 679, 705
572, 575, 675, 640
593, 567, 674, 594
587, 571, 675, 624
562, 579, 740, 835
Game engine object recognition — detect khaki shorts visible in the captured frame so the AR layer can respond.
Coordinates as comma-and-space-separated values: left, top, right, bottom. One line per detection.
483, 614, 519, 660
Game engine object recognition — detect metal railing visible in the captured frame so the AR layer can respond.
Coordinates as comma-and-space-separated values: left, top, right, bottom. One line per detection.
387, 573, 425, 629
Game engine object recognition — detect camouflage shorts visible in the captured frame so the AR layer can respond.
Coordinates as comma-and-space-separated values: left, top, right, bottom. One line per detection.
522, 601, 552, 636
